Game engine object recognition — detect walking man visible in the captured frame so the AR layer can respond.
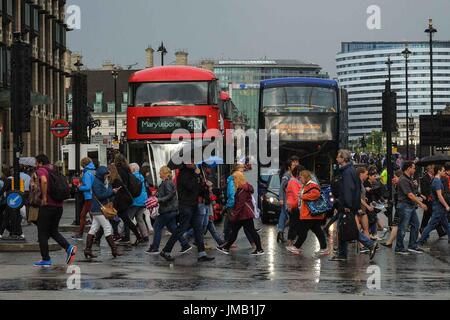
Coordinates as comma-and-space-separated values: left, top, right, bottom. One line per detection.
160, 163, 215, 262
395, 161, 427, 255
33, 154, 77, 267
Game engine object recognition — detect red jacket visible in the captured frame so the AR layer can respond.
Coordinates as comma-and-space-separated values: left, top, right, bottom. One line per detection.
300, 181, 323, 220
286, 178, 302, 212
232, 183, 255, 221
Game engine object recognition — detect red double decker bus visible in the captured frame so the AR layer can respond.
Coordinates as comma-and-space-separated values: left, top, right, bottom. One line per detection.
126, 66, 229, 185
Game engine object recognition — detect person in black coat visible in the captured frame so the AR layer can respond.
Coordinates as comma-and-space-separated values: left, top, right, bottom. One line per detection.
109, 156, 143, 245
160, 164, 215, 263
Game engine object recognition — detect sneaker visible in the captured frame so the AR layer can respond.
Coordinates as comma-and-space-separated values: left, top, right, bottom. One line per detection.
0, 234, 2, 240
216, 247, 230, 255
145, 248, 160, 255
180, 246, 193, 255
66, 245, 77, 265
286, 246, 301, 255
160, 251, 174, 262
408, 247, 425, 254
19, 234, 26, 241
198, 255, 215, 262
360, 248, 370, 254
250, 250, 265, 256
395, 249, 410, 255
33, 260, 52, 267
71, 234, 83, 241
329, 255, 347, 261
369, 242, 379, 260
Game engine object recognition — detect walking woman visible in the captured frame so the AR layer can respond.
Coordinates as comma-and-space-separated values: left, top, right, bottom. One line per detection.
285, 166, 302, 250
145, 166, 191, 254
84, 166, 122, 259
287, 170, 328, 256
217, 171, 264, 256
109, 157, 143, 245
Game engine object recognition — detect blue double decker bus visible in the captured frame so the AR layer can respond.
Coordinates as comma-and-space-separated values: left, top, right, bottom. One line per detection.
259, 77, 348, 183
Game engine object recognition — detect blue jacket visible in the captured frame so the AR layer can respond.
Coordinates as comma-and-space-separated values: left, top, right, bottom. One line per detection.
78, 162, 96, 200
132, 172, 148, 207
338, 163, 361, 211
226, 175, 236, 209
91, 166, 114, 214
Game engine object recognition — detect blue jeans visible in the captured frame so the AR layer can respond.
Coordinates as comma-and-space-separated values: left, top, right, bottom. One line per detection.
277, 205, 288, 232
395, 203, 420, 252
150, 211, 189, 251
185, 204, 209, 239
206, 220, 225, 246
418, 204, 450, 245
163, 205, 206, 256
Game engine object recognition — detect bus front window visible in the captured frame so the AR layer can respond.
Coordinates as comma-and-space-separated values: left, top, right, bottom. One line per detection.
132, 81, 210, 107
262, 86, 337, 113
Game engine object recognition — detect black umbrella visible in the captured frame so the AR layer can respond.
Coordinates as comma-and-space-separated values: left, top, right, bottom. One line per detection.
167, 140, 213, 170
417, 154, 450, 166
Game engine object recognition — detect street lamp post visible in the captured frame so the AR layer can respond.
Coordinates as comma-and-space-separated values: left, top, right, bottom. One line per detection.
425, 19, 437, 116
402, 46, 411, 159
111, 67, 119, 141
409, 116, 415, 158
157, 42, 167, 66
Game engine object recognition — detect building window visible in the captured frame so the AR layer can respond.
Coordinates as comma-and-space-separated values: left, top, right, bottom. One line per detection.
122, 92, 128, 104
6, 0, 13, 17
94, 103, 102, 114
121, 104, 127, 113
109, 120, 115, 127
107, 102, 115, 113
95, 92, 103, 103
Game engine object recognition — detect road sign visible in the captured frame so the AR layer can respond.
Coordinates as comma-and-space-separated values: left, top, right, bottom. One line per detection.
6, 192, 24, 209
50, 119, 71, 138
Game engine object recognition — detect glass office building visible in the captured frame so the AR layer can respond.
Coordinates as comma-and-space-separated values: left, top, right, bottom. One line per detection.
336, 41, 450, 145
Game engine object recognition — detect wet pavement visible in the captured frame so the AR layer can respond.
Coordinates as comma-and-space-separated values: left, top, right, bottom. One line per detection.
0, 201, 449, 300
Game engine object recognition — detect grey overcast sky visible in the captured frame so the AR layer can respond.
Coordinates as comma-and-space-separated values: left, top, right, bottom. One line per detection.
67, 0, 450, 76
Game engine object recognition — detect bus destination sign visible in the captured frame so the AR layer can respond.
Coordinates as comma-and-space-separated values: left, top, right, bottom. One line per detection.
138, 116, 207, 135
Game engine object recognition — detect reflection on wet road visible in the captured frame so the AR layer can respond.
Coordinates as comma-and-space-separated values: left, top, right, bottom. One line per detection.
0, 223, 449, 299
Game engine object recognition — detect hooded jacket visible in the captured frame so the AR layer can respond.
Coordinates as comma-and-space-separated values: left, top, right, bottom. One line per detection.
132, 171, 148, 207
232, 182, 255, 221
338, 163, 361, 211
91, 166, 114, 215
226, 175, 236, 209
78, 162, 96, 200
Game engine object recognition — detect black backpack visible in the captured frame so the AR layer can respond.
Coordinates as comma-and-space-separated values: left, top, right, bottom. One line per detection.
46, 168, 71, 201
128, 173, 143, 198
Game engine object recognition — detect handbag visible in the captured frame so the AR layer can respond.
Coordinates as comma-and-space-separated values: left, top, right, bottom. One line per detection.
28, 206, 39, 222
93, 194, 117, 220
304, 186, 333, 217
338, 210, 359, 242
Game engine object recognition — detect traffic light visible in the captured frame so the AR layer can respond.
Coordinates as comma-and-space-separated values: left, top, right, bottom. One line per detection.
71, 73, 89, 143
382, 90, 397, 133
11, 38, 32, 133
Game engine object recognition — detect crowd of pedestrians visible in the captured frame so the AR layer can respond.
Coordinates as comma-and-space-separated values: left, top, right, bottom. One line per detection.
2, 148, 448, 268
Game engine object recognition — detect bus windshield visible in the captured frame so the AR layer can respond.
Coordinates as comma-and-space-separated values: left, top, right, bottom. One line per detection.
131, 81, 210, 106
262, 86, 337, 113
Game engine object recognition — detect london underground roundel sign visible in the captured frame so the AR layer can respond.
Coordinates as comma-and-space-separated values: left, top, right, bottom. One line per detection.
50, 119, 71, 138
